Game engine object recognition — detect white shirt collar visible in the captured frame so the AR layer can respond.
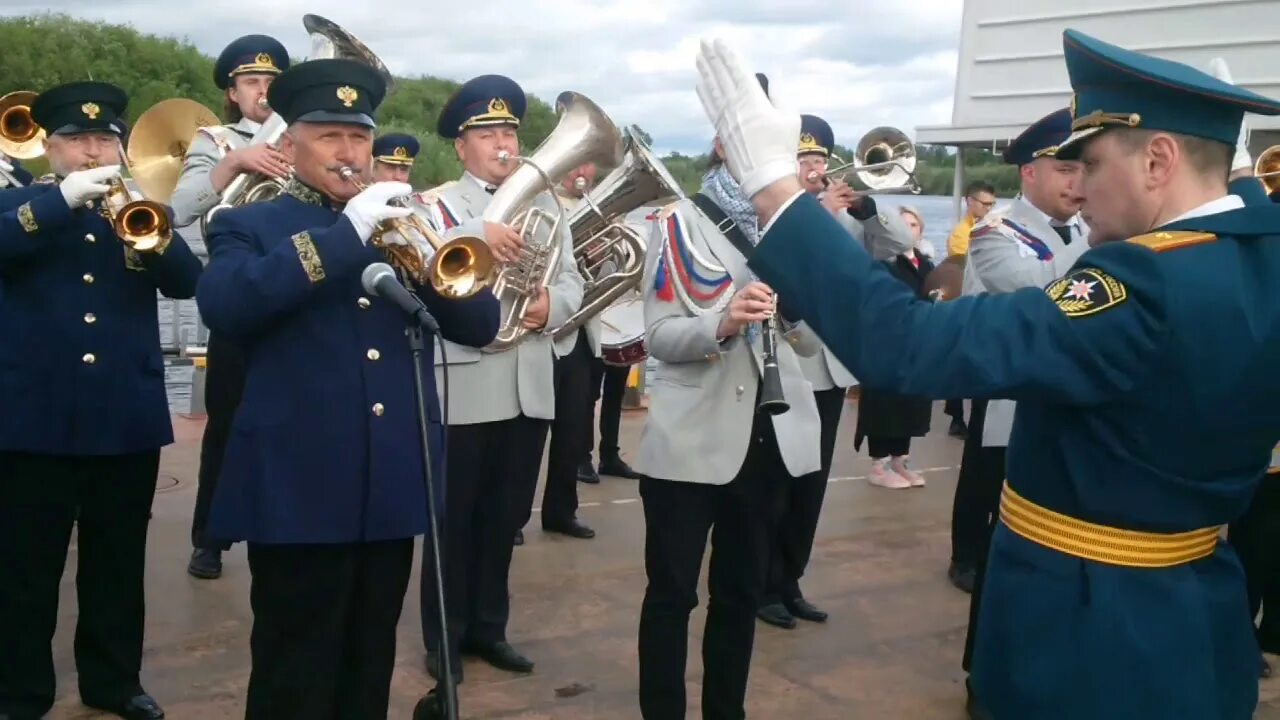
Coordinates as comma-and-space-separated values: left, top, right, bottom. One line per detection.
463, 171, 499, 194
236, 117, 262, 135
1018, 195, 1082, 234
1164, 194, 1244, 226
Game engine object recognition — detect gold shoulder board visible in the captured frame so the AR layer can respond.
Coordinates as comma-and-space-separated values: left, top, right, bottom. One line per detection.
1127, 231, 1217, 253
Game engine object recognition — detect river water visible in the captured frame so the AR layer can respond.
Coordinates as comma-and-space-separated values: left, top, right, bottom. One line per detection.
162, 194, 967, 413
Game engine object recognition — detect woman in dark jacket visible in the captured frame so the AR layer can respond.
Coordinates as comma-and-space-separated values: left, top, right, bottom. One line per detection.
854, 213, 933, 489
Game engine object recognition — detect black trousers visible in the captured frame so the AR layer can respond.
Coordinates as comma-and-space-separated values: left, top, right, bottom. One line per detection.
589, 358, 629, 460
0, 451, 160, 717
945, 398, 965, 422
422, 415, 549, 667
867, 436, 911, 458
191, 332, 247, 551
760, 387, 844, 605
1228, 476, 1280, 643
638, 412, 783, 720
950, 400, 1006, 571
245, 539, 413, 720
956, 400, 1008, 673
543, 331, 593, 526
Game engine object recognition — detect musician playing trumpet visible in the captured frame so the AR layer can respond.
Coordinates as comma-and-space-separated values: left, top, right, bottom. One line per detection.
631, 73, 821, 720
171, 33, 292, 582
195, 58, 499, 719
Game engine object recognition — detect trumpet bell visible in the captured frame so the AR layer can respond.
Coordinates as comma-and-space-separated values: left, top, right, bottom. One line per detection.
102, 178, 171, 252
128, 98, 220, 202
0, 91, 46, 160
431, 236, 496, 299
1256, 145, 1280, 197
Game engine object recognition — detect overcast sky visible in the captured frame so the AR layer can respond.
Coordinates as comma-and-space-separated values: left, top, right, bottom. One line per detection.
4, 0, 963, 155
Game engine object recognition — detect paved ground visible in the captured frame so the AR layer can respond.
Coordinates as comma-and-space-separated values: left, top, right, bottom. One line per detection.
39, 400, 1280, 719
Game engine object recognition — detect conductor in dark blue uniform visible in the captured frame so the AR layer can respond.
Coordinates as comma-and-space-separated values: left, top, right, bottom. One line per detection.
695, 29, 1280, 720
196, 59, 499, 719
371, 132, 419, 183
0, 81, 201, 720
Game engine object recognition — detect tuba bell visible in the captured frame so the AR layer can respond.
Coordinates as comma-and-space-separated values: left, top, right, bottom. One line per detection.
808, 126, 921, 195
200, 14, 394, 234
458, 90, 625, 351
1256, 145, 1280, 198
549, 128, 684, 341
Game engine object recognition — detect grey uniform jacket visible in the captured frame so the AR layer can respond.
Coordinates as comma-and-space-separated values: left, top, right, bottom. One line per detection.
170, 118, 259, 229
795, 202, 915, 391
634, 198, 822, 486
960, 196, 1089, 446
426, 173, 585, 425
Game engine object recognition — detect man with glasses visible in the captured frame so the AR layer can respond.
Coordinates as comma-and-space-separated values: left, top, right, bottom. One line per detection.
947, 181, 998, 258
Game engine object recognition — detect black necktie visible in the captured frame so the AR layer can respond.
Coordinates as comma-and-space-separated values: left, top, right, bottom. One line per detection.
1052, 224, 1072, 245
484, 185, 497, 195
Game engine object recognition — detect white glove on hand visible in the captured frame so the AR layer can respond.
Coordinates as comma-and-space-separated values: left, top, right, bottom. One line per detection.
59, 165, 120, 207
341, 181, 413, 244
1206, 57, 1252, 172
695, 38, 800, 198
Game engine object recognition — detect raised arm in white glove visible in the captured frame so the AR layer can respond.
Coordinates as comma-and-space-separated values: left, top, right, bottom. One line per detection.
1206, 57, 1253, 173
694, 38, 799, 199
341, 181, 413, 244
59, 165, 120, 208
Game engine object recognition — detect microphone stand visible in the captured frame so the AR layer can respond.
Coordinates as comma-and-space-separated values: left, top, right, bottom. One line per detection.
406, 317, 460, 720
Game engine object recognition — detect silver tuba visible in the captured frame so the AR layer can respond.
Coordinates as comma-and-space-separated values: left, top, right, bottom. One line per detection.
464, 91, 625, 351
549, 128, 683, 342
200, 14, 394, 234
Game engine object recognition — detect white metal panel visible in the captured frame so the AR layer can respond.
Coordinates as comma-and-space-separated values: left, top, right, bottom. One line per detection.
919, 0, 1280, 146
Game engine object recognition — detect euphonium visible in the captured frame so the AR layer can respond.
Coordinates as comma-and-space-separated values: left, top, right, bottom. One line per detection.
456, 91, 625, 351
335, 166, 495, 299
200, 14, 394, 234
549, 128, 683, 341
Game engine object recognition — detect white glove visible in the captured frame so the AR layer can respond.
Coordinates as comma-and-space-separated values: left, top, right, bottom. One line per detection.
1206, 57, 1252, 172
694, 38, 800, 198
59, 165, 120, 207
341, 181, 413, 243
0, 157, 12, 174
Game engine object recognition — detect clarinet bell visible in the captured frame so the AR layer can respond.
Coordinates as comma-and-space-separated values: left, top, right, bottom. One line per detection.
757, 365, 790, 416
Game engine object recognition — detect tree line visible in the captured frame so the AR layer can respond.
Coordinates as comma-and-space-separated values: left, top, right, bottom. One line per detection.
2, 14, 1018, 198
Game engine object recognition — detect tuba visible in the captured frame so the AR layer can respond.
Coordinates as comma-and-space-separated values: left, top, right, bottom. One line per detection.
808, 126, 921, 195
549, 128, 684, 341
0, 91, 45, 187
200, 14, 394, 234
460, 91, 625, 351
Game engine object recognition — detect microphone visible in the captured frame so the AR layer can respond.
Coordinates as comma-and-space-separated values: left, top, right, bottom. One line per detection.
361, 262, 439, 332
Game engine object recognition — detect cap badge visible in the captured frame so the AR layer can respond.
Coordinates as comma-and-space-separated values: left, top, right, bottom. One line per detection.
81, 102, 100, 120
336, 86, 358, 108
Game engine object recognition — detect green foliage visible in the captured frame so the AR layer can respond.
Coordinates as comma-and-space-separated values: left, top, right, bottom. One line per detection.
0, 13, 559, 187
2, 13, 1018, 197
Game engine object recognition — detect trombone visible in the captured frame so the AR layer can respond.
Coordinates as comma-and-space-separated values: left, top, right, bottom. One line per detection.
808, 126, 922, 195
334, 165, 495, 299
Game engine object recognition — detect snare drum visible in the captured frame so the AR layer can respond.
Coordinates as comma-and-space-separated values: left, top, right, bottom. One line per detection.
598, 295, 647, 366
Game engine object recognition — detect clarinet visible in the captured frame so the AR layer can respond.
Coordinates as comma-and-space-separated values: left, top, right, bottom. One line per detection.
757, 298, 790, 415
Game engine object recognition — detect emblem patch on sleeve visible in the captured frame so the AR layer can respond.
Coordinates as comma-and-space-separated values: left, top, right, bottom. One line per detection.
1045, 268, 1127, 318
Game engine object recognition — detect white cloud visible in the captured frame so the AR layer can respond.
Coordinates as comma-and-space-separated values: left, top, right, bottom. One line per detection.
2, 0, 962, 154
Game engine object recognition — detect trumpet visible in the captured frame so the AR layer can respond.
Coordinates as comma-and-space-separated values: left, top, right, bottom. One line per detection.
335, 165, 495, 299
89, 156, 173, 253
807, 126, 921, 195
0, 91, 46, 188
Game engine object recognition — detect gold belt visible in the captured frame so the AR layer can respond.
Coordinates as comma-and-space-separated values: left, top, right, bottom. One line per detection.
998, 483, 1220, 568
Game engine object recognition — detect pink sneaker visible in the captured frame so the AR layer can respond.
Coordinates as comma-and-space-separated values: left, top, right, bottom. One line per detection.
868, 458, 911, 489
891, 456, 926, 487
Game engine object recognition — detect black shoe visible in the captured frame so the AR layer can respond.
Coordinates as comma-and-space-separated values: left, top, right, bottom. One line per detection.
599, 454, 642, 479
577, 460, 601, 484
463, 640, 534, 673
543, 518, 595, 539
425, 651, 464, 683
187, 549, 222, 579
784, 596, 828, 623
948, 561, 976, 594
965, 678, 993, 720
756, 602, 797, 629
86, 694, 165, 720
949, 418, 969, 439
514, 529, 524, 546
413, 691, 443, 720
